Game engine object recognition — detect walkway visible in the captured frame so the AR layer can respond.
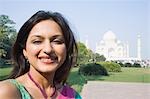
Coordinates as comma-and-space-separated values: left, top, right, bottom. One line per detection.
81, 81, 150, 99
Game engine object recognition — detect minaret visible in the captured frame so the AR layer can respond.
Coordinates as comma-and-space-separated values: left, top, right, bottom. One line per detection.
137, 34, 141, 60
126, 41, 129, 58
123, 42, 129, 58
85, 39, 89, 49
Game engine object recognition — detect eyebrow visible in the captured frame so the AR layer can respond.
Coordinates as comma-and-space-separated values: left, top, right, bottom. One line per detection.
30, 35, 64, 39
30, 35, 44, 40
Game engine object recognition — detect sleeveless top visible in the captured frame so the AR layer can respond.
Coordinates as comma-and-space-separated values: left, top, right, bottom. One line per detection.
9, 79, 82, 99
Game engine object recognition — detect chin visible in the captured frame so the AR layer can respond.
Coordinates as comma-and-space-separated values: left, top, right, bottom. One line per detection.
39, 65, 59, 72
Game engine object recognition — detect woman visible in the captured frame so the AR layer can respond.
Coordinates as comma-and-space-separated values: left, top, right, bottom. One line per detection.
0, 10, 81, 99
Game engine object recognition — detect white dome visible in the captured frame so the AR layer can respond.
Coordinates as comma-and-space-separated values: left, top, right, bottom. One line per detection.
103, 31, 116, 41
100, 40, 104, 44
117, 40, 121, 44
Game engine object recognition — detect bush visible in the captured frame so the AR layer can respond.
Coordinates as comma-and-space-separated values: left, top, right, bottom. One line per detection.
124, 63, 132, 67
98, 62, 121, 72
118, 62, 124, 67
0, 58, 6, 66
79, 63, 108, 76
133, 63, 141, 68
0, 59, 12, 68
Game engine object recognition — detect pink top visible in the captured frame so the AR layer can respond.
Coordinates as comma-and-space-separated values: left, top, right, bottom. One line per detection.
58, 85, 75, 99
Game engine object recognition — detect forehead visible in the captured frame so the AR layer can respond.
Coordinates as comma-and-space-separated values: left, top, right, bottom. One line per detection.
29, 20, 63, 37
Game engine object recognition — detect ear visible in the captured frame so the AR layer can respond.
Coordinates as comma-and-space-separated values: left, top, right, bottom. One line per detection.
23, 49, 28, 59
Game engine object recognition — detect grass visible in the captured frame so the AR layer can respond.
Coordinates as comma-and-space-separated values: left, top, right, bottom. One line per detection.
67, 67, 87, 93
0, 66, 150, 93
84, 67, 150, 83
0, 67, 12, 80
96, 67, 150, 83
67, 67, 150, 93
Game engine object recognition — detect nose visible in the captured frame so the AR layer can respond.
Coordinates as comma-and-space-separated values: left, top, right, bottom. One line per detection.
43, 40, 53, 54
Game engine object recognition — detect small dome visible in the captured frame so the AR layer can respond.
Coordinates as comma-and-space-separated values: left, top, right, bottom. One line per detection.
103, 31, 116, 41
100, 40, 104, 44
117, 40, 121, 44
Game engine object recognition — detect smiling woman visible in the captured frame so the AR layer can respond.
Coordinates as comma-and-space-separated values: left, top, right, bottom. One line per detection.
0, 11, 81, 99
23, 20, 67, 74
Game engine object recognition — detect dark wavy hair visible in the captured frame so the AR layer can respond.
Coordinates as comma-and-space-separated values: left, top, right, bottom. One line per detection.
9, 10, 78, 84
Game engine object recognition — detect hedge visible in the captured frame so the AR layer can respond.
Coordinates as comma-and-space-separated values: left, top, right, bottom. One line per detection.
97, 62, 121, 72
79, 63, 108, 76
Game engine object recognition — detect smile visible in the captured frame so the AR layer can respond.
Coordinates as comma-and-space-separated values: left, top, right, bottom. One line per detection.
39, 57, 55, 64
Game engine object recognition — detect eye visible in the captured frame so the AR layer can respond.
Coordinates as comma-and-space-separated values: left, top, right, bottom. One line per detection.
32, 40, 42, 44
53, 39, 64, 44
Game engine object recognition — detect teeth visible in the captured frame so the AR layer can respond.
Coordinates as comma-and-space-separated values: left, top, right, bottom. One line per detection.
40, 58, 53, 63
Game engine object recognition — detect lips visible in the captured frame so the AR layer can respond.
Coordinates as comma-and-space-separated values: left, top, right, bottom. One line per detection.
41, 58, 54, 63
38, 56, 55, 64
38, 52, 59, 64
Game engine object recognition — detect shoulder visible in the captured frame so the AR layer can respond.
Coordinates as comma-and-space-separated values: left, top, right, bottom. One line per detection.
0, 80, 21, 99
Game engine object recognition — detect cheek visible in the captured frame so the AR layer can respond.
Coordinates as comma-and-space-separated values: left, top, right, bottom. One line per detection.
56, 46, 67, 59
61, 47, 67, 58
26, 45, 41, 57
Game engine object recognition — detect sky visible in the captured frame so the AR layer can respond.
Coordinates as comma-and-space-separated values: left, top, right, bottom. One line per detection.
0, 0, 149, 59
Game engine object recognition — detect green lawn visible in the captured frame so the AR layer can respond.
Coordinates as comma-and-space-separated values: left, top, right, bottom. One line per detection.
67, 67, 87, 93
101, 67, 150, 83
0, 67, 12, 80
67, 67, 150, 93
1, 67, 150, 93
83, 67, 150, 83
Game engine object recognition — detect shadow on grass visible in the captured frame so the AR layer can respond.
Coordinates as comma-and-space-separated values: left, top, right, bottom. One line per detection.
67, 68, 108, 92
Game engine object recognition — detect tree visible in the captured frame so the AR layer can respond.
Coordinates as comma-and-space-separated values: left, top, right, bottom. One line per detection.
0, 15, 16, 60
76, 42, 106, 66
76, 42, 91, 66
94, 53, 106, 62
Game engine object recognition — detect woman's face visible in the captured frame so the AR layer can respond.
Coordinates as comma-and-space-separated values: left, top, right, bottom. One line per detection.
23, 20, 66, 73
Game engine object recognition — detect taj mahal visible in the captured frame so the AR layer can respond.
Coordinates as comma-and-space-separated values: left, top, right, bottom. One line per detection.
95, 30, 141, 61
84, 30, 150, 67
